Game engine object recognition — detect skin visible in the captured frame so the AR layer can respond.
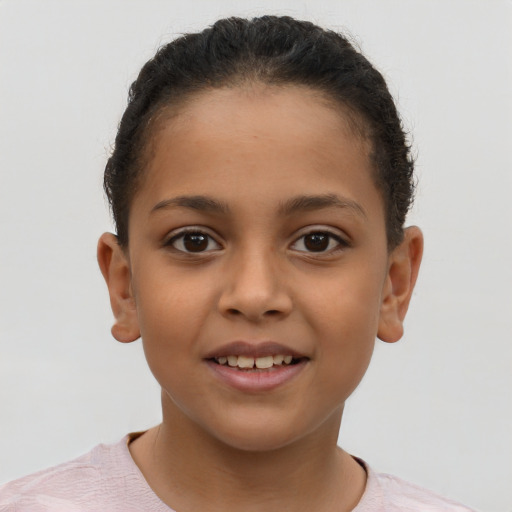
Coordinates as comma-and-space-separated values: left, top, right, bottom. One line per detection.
98, 85, 423, 512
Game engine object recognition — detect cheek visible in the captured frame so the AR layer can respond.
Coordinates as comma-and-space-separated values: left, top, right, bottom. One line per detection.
133, 269, 213, 363
314, 302, 377, 402
307, 264, 385, 336
317, 294, 378, 366
305, 268, 384, 384
135, 283, 208, 407
135, 256, 211, 318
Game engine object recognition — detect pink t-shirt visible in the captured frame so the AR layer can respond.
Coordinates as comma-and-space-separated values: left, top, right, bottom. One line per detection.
0, 435, 475, 511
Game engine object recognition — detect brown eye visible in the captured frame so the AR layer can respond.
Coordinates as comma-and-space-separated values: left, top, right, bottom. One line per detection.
183, 233, 208, 252
303, 233, 329, 252
291, 230, 346, 254
169, 231, 221, 253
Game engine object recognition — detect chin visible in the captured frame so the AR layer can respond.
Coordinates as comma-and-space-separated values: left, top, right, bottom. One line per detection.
203, 409, 340, 454
213, 426, 304, 453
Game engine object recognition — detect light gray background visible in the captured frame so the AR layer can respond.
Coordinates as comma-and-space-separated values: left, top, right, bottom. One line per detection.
1, 1, 511, 510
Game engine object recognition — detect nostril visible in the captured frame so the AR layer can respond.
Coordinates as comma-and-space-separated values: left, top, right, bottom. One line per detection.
224, 307, 282, 319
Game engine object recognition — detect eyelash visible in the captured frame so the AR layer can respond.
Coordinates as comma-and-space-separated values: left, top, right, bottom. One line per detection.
290, 230, 349, 254
166, 228, 221, 254
164, 228, 349, 255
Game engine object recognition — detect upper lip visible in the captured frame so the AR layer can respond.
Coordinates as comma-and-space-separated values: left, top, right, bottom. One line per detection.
204, 341, 307, 359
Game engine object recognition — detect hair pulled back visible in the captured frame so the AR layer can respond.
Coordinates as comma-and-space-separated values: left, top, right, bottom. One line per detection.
104, 15, 414, 248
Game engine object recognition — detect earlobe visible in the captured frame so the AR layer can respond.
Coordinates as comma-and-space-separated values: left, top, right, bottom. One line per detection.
97, 232, 140, 343
377, 226, 423, 343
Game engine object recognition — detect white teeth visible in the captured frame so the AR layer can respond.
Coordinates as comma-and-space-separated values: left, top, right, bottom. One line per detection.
237, 355, 255, 368
215, 354, 296, 369
273, 355, 284, 365
255, 356, 274, 369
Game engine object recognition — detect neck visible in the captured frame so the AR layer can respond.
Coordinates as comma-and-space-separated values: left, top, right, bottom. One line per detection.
129, 396, 366, 512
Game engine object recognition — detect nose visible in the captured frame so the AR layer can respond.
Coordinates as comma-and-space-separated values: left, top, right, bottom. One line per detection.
217, 247, 293, 322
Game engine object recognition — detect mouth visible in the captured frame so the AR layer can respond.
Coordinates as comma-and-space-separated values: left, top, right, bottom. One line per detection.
204, 341, 309, 392
210, 354, 305, 370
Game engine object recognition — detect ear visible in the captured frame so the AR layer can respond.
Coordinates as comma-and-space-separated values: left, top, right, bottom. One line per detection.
97, 232, 140, 343
377, 226, 423, 343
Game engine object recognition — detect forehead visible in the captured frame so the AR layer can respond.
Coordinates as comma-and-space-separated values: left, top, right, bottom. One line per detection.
133, 85, 382, 224
154, 85, 369, 158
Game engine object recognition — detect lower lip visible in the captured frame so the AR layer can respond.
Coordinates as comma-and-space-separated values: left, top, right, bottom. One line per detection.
206, 360, 308, 393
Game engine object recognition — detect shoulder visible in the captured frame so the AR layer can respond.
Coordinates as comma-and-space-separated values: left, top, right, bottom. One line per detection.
0, 434, 168, 512
0, 440, 117, 512
354, 459, 477, 512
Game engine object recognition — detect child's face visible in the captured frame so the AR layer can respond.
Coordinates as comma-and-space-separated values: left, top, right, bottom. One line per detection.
101, 85, 419, 451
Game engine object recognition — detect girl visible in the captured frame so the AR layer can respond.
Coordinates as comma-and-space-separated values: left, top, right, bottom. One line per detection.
0, 15, 474, 511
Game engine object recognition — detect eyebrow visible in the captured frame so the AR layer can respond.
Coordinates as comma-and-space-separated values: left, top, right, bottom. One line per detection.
150, 193, 366, 219
278, 194, 367, 219
151, 195, 230, 214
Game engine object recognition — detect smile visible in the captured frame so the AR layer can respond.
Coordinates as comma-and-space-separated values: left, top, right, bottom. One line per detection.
205, 342, 309, 392
214, 354, 296, 369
